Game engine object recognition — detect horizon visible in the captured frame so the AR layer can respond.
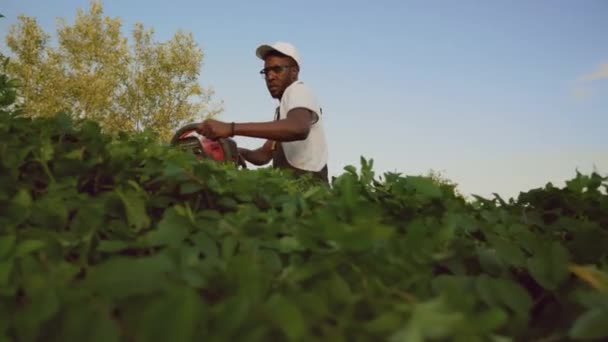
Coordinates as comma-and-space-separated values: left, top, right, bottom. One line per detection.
1, 0, 606, 199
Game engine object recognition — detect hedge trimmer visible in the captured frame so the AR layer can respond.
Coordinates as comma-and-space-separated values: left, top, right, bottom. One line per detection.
170, 123, 246, 168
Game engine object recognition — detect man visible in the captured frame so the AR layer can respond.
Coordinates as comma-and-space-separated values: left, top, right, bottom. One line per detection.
197, 42, 329, 183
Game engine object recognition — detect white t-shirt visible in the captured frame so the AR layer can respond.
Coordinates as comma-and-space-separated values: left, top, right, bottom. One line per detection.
275, 81, 328, 172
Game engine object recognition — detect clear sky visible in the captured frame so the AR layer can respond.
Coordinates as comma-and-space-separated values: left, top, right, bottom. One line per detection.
2, 0, 607, 199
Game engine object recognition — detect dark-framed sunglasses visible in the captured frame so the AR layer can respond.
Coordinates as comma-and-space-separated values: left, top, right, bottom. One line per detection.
259, 65, 293, 78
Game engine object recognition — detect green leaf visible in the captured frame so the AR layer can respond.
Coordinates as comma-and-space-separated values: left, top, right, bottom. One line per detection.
193, 231, 219, 259
116, 189, 150, 231
259, 249, 281, 273
179, 181, 202, 194
133, 288, 204, 342
475, 275, 532, 317
15, 240, 46, 257
492, 238, 526, 267
218, 197, 238, 209
70, 201, 104, 235
13, 289, 60, 341
63, 147, 85, 160
343, 165, 357, 174
232, 254, 267, 302
39, 141, 54, 162
0, 259, 13, 285
12, 188, 32, 208
53, 304, 120, 342
407, 176, 443, 199
493, 278, 533, 317
569, 309, 608, 340
431, 275, 476, 310
573, 292, 608, 311
278, 236, 303, 253
222, 235, 238, 261
364, 312, 403, 333
566, 172, 590, 193
527, 242, 570, 290
30, 197, 68, 230
163, 163, 186, 179
472, 308, 508, 334
141, 207, 189, 247
0, 235, 16, 259
477, 247, 506, 276
295, 292, 329, 321
390, 297, 464, 342
86, 253, 174, 299
490, 335, 514, 342
327, 272, 353, 304
264, 294, 307, 340
96, 240, 130, 253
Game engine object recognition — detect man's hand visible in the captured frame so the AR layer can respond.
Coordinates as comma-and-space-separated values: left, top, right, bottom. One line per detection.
197, 119, 233, 140
237, 141, 274, 166
237, 147, 249, 156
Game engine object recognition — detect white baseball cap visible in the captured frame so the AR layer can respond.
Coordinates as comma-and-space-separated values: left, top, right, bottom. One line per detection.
255, 42, 301, 67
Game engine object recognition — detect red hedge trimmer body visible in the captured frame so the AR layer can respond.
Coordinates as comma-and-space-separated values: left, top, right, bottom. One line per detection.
170, 123, 246, 168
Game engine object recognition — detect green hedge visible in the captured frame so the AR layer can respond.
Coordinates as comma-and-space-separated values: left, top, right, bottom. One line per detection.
1, 105, 607, 341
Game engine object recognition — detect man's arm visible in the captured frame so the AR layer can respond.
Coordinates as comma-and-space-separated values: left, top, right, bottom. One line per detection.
234, 108, 315, 142
238, 140, 274, 166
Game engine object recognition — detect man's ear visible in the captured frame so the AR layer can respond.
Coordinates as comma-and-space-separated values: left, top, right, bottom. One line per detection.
290, 66, 299, 79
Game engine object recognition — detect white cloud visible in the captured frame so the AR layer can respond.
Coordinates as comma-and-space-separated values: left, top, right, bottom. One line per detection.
571, 60, 607, 100
572, 87, 593, 100
580, 61, 608, 82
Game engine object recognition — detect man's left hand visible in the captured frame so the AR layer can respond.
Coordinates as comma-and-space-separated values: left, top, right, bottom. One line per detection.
197, 119, 233, 140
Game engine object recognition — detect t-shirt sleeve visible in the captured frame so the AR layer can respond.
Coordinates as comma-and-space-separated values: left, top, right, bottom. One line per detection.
285, 83, 320, 124
283, 83, 320, 117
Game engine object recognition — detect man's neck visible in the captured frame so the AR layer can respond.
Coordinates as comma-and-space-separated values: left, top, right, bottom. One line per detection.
278, 79, 299, 100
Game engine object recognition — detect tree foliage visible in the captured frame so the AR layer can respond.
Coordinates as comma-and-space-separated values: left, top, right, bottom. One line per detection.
3, 0, 221, 140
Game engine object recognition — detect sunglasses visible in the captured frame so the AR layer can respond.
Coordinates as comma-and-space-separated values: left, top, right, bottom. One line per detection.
259, 65, 294, 78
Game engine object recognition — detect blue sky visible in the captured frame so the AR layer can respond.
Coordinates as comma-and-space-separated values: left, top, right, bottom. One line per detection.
2, 0, 607, 199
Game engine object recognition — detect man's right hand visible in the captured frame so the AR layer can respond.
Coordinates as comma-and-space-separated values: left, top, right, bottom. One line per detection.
236, 148, 248, 168
237, 147, 250, 163
238, 141, 273, 166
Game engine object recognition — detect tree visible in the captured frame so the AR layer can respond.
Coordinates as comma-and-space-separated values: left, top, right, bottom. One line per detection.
4, 0, 221, 140
0, 13, 19, 111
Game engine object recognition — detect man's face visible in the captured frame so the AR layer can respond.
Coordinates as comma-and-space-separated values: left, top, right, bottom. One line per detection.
262, 55, 297, 99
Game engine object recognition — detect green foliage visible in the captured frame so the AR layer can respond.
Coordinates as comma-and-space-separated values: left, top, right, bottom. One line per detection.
1, 78, 608, 340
